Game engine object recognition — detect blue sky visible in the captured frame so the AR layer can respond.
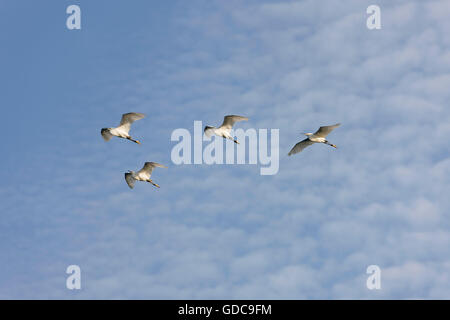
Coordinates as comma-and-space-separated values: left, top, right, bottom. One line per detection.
1, 0, 449, 299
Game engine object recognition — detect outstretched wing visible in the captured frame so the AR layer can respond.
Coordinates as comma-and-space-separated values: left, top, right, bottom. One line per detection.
101, 129, 113, 142
220, 115, 248, 130
124, 172, 136, 189
120, 112, 146, 126
138, 162, 167, 178
117, 112, 145, 134
313, 123, 340, 138
204, 126, 215, 138
288, 139, 315, 156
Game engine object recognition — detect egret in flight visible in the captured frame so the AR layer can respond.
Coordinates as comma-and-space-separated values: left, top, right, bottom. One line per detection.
204, 115, 249, 144
101, 112, 145, 144
124, 162, 167, 189
288, 123, 341, 156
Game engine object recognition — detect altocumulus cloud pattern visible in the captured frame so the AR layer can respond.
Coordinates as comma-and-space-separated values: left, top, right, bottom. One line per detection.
0, 0, 449, 299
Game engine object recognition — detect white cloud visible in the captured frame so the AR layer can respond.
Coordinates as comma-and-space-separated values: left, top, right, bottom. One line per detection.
1, 0, 449, 299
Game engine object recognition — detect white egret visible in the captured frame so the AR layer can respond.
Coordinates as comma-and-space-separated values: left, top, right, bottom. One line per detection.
204, 115, 249, 144
288, 123, 341, 156
101, 112, 145, 144
124, 162, 167, 189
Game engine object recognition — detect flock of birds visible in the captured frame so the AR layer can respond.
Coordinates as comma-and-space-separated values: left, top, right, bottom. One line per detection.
101, 113, 340, 189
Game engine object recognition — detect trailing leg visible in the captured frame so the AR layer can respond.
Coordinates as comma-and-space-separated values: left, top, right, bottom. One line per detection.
147, 179, 160, 188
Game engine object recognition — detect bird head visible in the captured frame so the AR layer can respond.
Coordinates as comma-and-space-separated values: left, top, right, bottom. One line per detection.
101, 128, 111, 134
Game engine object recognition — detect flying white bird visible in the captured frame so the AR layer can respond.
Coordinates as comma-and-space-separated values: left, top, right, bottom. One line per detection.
101, 112, 145, 144
204, 115, 249, 144
288, 123, 341, 156
124, 162, 167, 189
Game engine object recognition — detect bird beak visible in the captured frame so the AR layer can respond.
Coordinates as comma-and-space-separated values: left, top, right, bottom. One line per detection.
332, 144, 337, 148
136, 140, 141, 144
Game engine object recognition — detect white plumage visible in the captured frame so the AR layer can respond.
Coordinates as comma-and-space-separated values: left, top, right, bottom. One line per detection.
125, 162, 167, 189
101, 112, 145, 144
288, 123, 341, 156
204, 115, 249, 144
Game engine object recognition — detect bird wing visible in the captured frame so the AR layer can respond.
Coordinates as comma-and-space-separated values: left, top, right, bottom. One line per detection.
204, 126, 215, 138
117, 112, 145, 133
101, 129, 113, 141
313, 123, 341, 138
124, 172, 136, 189
220, 115, 248, 130
138, 162, 167, 177
288, 139, 315, 156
